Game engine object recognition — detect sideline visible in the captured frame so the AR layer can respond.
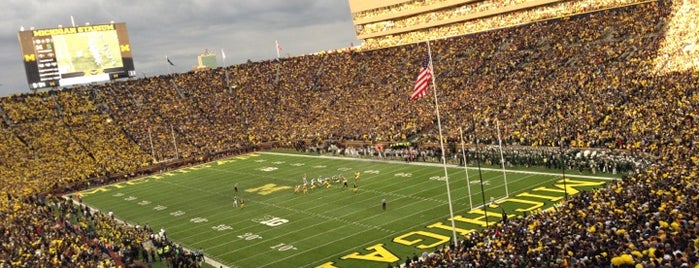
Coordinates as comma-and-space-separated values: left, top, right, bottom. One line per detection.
260, 151, 620, 181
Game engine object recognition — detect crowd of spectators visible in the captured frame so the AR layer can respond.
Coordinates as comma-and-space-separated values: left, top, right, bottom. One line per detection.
356, 0, 544, 37
357, 0, 653, 50
652, 1, 699, 73
0, 0, 697, 267
0, 194, 203, 267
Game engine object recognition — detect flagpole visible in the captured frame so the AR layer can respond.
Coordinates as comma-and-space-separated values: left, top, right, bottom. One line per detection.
221, 48, 230, 91
556, 120, 569, 200
275, 40, 281, 59
426, 41, 458, 245
496, 119, 509, 197
225, 69, 230, 92
148, 126, 156, 162
221, 48, 226, 67
171, 125, 179, 160
459, 127, 473, 210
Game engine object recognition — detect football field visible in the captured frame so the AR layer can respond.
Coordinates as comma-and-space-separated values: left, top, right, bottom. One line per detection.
78, 151, 617, 268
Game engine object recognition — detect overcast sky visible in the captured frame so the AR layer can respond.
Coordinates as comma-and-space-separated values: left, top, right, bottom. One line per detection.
0, 0, 359, 97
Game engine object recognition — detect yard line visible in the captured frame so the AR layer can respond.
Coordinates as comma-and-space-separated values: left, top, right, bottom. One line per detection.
224, 187, 457, 267
78, 151, 618, 268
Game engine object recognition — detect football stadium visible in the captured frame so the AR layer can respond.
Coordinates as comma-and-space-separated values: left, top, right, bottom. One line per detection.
2, 0, 699, 268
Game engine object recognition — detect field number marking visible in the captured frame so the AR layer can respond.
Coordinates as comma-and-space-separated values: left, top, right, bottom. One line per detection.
270, 243, 297, 251
212, 224, 233, 231
429, 176, 447, 181
237, 232, 262, 240
170, 210, 186, 216
252, 215, 290, 227
190, 217, 209, 223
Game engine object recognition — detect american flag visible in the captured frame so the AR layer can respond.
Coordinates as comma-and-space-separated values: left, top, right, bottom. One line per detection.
410, 53, 432, 100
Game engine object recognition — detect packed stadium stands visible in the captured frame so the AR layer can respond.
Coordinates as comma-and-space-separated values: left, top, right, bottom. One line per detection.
1, 0, 697, 267
351, 0, 655, 50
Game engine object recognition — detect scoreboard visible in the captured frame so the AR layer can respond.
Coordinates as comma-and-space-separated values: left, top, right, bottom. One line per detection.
17, 23, 136, 89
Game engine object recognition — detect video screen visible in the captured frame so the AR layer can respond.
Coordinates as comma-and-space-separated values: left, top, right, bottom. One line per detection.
18, 23, 135, 89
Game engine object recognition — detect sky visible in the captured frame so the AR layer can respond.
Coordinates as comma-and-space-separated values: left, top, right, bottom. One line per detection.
0, 0, 360, 97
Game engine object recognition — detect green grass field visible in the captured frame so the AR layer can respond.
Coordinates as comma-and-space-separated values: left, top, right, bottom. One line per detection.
78, 151, 617, 268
